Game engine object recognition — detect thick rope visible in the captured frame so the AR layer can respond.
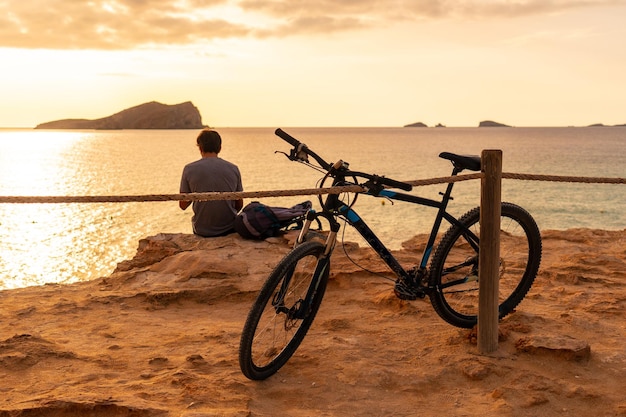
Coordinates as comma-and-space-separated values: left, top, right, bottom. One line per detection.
502, 172, 625, 184
0, 185, 365, 204
0, 172, 622, 204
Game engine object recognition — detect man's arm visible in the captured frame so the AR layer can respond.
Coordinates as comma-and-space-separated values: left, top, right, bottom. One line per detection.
235, 199, 243, 212
179, 169, 191, 210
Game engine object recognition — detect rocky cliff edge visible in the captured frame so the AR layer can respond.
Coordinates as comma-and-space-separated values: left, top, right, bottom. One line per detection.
1, 229, 625, 416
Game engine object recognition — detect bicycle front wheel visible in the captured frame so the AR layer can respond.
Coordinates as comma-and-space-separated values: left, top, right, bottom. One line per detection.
428, 203, 542, 328
239, 241, 330, 380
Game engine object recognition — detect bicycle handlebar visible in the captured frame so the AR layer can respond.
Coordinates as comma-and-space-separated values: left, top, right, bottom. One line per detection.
275, 128, 300, 147
275, 128, 413, 192
275, 128, 332, 170
367, 173, 413, 192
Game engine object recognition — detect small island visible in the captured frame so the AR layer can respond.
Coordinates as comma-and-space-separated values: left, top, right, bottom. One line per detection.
478, 120, 511, 127
35, 101, 205, 130
403, 122, 428, 128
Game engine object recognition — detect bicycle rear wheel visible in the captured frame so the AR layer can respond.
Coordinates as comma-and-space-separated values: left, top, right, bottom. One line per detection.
428, 203, 542, 328
239, 241, 330, 380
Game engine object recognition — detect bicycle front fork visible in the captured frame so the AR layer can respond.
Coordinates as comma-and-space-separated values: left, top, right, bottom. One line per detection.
296, 209, 339, 256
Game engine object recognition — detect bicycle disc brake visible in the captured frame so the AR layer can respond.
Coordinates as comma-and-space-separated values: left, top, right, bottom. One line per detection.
284, 300, 305, 330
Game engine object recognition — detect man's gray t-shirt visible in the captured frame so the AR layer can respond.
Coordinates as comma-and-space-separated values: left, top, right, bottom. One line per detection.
180, 157, 243, 237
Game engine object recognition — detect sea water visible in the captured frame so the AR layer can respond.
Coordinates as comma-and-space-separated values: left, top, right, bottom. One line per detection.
0, 127, 624, 289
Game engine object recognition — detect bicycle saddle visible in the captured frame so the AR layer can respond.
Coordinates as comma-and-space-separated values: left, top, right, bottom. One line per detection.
439, 152, 481, 172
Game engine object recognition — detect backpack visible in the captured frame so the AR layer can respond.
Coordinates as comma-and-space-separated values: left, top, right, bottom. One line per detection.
234, 200, 312, 240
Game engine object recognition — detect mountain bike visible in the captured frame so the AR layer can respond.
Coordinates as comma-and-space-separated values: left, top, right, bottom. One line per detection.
239, 128, 542, 380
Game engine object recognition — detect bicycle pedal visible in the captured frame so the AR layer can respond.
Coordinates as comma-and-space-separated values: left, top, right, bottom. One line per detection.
393, 281, 423, 301
394, 287, 417, 301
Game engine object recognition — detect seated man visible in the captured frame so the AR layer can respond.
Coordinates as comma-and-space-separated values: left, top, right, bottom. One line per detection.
179, 129, 243, 237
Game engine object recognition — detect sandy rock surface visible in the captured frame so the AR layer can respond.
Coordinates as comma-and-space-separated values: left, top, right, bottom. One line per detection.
0, 229, 625, 416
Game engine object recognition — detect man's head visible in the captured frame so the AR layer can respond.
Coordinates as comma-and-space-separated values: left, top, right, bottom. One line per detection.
197, 129, 222, 154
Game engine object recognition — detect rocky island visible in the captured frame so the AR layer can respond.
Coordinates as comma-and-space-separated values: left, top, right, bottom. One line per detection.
478, 120, 511, 127
35, 101, 204, 130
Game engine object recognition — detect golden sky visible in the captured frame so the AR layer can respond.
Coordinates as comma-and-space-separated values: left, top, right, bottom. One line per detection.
1, 0, 625, 127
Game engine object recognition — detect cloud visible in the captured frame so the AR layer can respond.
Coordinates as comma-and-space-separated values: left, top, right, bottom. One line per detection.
240, 0, 626, 20
1, 0, 623, 50
0, 0, 250, 49
442, 0, 624, 18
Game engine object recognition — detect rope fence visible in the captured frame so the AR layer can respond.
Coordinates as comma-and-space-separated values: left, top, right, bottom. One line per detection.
501, 172, 625, 184
0, 172, 623, 204
2, 156, 623, 353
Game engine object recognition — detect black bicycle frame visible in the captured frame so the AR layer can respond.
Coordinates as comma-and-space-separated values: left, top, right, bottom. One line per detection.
324, 173, 476, 284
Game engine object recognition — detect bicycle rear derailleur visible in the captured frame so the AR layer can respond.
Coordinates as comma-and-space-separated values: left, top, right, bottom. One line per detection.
394, 267, 427, 300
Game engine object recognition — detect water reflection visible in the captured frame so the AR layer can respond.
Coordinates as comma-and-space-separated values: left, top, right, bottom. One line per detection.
0, 130, 87, 194
0, 129, 194, 289
0, 131, 96, 288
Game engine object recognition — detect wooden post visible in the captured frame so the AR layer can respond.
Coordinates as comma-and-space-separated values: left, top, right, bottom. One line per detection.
478, 149, 502, 353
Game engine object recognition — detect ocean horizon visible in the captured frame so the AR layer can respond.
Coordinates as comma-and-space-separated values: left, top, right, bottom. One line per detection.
3, 122, 626, 129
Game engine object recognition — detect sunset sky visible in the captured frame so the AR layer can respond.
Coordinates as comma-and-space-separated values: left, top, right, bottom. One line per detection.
1, 0, 625, 128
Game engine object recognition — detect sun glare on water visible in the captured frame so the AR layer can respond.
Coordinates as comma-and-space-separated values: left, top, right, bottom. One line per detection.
0, 130, 103, 289
0, 130, 87, 195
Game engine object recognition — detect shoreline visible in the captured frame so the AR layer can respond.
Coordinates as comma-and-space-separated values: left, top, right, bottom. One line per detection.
0, 228, 625, 416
